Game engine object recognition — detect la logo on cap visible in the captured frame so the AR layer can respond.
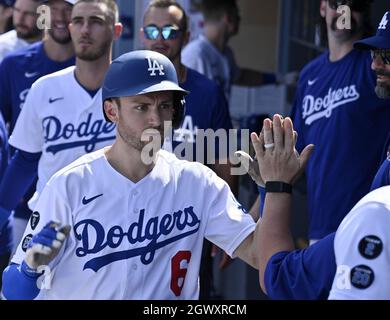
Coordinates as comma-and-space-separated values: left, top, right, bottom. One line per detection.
146, 57, 165, 76
379, 12, 388, 30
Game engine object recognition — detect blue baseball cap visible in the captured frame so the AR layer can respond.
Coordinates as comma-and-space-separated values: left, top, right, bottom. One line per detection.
0, 0, 15, 7
354, 11, 390, 50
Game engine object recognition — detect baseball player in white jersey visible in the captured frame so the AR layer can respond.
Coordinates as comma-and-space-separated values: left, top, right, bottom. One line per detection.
328, 186, 390, 299
5, 0, 122, 210
2, 49, 312, 300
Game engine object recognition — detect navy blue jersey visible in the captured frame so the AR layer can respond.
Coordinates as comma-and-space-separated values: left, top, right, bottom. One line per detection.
291, 49, 390, 239
265, 233, 336, 300
172, 68, 233, 163
0, 41, 75, 133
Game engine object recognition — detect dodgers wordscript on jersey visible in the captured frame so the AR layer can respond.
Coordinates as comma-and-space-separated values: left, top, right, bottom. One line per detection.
73, 206, 201, 272
302, 85, 360, 125
43, 113, 116, 154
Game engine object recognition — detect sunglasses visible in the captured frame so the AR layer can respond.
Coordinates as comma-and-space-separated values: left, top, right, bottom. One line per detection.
143, 24, 182, 40
327, 0, 370, 12
371, 50, 390, 65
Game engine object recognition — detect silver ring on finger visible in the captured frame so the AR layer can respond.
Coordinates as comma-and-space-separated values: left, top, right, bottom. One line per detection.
264, 143, 275, 149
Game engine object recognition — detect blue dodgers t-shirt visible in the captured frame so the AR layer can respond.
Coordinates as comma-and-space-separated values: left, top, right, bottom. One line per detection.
171, 68, 233, 164
291, 49, 390, 239
0, 41, 75, 133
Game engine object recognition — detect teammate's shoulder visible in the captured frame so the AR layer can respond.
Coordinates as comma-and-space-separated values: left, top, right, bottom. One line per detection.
352, 48, 371, 58
183, 36, 204, 49
353, 49, 372, 66
353, 185, 390, 211
158, 150, 218, 185
1, 41, 42, 62
185, 67, 220, 90
0, 29, 16, 43
182, 36, 210, 56
336, 186, 390, 236
158, 149, 212, 173
299, 51, 328, 75
49, 148, 107, 182
157, 149, 187, 165
31, 66, 76, 88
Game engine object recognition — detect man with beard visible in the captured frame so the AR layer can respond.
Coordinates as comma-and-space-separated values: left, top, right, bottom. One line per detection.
140, 0, 239, 299
247, 10, 390, 299
0, 0, 121, 275
0, 0, 75, 289
0, 0, 44, 62
290, 0, 390, 246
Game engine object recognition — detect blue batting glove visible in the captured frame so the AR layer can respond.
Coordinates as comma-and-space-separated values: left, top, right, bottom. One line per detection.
27, 221, 62, 250
24, 221, 71, 270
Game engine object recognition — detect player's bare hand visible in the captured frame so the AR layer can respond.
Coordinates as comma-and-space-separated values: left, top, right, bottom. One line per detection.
235, 118, 298, 187
234, 151, 264, 187
251, 115, 314, 184
25, 221, 71, 270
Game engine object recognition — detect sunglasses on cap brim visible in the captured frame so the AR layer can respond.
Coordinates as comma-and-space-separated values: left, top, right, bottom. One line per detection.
371, 50, 390, 65
327, 0, 371, 12
143, 24, 182, 40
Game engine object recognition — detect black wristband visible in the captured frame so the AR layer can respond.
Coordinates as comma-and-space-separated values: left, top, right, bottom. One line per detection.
265, 181, 292, 194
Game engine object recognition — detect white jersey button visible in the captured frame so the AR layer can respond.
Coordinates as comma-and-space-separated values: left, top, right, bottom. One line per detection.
132, 264, 137, 270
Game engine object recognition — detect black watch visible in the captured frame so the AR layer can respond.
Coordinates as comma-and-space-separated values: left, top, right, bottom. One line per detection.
265, 181, 292, 194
